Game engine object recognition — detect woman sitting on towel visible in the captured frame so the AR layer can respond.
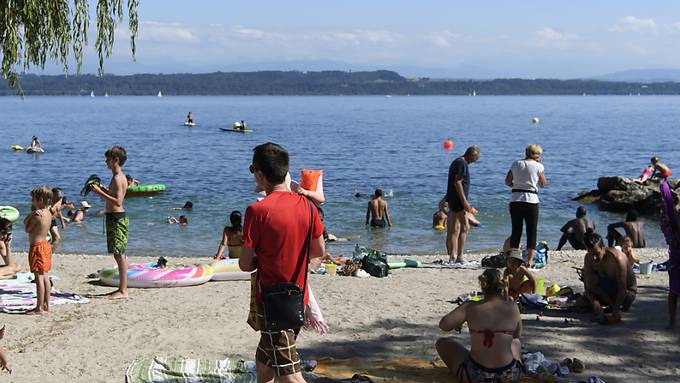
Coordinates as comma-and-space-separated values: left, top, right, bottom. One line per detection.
436, 268, 523, 383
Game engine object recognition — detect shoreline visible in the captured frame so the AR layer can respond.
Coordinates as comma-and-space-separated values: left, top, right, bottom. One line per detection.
1, 248, 677, 382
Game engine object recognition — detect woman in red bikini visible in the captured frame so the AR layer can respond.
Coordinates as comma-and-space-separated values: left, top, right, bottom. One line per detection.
436, 268, 523, 383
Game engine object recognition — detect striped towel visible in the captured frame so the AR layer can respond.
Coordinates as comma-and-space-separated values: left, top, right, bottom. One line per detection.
125, 356, 257, 383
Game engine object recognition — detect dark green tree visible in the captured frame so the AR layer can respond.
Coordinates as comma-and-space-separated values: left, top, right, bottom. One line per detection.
0, 0, 139, 92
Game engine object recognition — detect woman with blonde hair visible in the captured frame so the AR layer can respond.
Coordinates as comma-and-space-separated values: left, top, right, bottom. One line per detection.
505, 144, 547, 266
437, 268, 523, 382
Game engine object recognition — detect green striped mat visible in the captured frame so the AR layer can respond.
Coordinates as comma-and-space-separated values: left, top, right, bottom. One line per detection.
125, 356, 257, 383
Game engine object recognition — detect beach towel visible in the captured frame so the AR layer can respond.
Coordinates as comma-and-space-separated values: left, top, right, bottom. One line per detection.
0, 281, 89, 313
125, 356, 259, 383
440, 260, 481, 269
310, 357, 451, 383
126, 357, 451, 383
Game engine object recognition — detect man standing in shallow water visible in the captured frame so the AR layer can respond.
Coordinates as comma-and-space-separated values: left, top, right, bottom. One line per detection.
445, 146, 480, 264
366, 189, 392, 228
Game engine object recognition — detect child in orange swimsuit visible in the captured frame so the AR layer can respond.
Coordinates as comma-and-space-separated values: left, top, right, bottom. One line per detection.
24, 186, 54, 315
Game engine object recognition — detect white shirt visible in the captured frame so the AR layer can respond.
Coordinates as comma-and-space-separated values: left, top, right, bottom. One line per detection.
510, 159, 544, 204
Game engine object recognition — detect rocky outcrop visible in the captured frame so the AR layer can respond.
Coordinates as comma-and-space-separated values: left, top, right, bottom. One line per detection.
574, 176, 680, 214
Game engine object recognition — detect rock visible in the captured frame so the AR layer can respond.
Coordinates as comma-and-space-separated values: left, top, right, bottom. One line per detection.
574, 176, 680, 214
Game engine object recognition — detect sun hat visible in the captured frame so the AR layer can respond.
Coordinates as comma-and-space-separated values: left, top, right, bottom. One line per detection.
80, 201, 91, 209
505, 248, 524, 263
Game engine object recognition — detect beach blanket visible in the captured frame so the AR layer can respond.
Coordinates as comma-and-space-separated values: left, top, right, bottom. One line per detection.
0, 281, 89, 313
126, 356, 259, 383
436, 260, 481, 269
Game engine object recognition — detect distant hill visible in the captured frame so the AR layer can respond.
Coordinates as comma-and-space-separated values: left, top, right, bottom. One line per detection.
592, 68, 680, 83
5, 70, 680, 95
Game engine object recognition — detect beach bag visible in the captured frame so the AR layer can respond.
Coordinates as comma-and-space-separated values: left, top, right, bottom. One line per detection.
482, 254, 506, 268
533, 241, 549, 269
260, 199, 313, 331
362, 250, 389, 278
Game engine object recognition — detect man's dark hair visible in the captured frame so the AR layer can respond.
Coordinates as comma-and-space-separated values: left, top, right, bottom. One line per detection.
183, 201, 193, 209
375, 189, 383, 197
252, 143, 289, 184
464, 145, 480, 157
651, 156, 659, 164
0, 218, 11, 234
576, 206, 587, 218
625, 210, 639, 222
584, 231, 603, 249
105, 146, 127, 166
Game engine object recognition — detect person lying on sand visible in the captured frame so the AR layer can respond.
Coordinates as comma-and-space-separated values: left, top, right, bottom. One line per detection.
437, 268, 523, 383
503, 248, 536, 300
578, 232, 637, 324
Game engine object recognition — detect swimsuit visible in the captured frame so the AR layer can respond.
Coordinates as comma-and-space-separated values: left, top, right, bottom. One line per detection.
29, 240, 52, 273
459, 356, 522, 383
595, 269, 636, 311
106, 212, 128, 255
370, 217, 387, 228
228, 245, 242, 259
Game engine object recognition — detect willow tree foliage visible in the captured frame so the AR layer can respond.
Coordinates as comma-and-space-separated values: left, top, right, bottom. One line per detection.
0, 0, 139, 90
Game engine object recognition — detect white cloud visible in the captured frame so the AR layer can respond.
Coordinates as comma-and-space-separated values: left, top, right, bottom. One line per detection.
321, 30, 399, 45
137, 21, 199, 43
537, 27, 576, 42
611, 16, 657, 32
231, 27, 286, 40
426, 31, 462, 48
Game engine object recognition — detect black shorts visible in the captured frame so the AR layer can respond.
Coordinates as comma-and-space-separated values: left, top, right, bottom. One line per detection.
370, 218, 387, 228
448, 199, 464, 213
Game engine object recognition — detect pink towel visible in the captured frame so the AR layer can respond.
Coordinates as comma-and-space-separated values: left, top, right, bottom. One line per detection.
304, 286, 329, 335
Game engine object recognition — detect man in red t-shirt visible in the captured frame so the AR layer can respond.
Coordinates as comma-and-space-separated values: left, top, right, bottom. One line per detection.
240, 142, 325, 383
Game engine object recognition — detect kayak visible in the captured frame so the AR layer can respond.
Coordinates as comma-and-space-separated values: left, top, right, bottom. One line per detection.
126, 184, 166, 197
10, 145, 23, 151
221, 128, 253, 133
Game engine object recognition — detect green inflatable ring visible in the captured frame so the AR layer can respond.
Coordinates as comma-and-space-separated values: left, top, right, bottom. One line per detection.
127, 184, 166, 193
0, 206, 20, 222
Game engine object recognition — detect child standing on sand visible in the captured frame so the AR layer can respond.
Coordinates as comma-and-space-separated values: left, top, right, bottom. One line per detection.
24, 186, 53, 314
90, 146, 129, 299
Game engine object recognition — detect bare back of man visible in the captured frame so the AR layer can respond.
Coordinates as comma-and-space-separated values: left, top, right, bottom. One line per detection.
367, 197, 390, 228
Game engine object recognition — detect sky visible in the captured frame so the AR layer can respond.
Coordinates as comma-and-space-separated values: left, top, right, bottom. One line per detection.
34, 1, 680, 78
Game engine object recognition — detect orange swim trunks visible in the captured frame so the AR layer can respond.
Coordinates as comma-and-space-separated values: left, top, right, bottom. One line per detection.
29, 241, 52, 273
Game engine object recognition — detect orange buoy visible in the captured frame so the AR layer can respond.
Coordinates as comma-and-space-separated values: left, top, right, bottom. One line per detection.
443, 139, 454, 150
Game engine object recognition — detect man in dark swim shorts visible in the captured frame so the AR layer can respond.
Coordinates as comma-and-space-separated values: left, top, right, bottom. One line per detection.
581, 232, 637, 322
366, 189, 391, 228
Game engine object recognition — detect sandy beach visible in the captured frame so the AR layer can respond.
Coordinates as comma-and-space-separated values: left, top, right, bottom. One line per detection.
1, 248, 678, 383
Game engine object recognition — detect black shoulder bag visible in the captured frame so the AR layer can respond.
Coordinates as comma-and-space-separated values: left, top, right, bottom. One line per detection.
260, 199, 313, 331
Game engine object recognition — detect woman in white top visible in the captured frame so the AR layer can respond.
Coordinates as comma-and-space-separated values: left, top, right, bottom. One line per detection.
505, 144, 547, 266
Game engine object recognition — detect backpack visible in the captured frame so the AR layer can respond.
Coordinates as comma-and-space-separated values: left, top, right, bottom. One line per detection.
361, 249, 390, 278
533, 241, 549, 269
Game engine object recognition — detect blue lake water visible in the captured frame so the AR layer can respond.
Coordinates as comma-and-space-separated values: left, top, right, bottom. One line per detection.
0, 95, 678, 257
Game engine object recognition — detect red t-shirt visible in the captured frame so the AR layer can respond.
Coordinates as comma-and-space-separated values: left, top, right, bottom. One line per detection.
243, 191, 324, 304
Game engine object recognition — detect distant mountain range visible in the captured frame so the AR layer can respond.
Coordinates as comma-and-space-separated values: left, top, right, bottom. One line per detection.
6, 70, 680, 95
591, 68, 680, 83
